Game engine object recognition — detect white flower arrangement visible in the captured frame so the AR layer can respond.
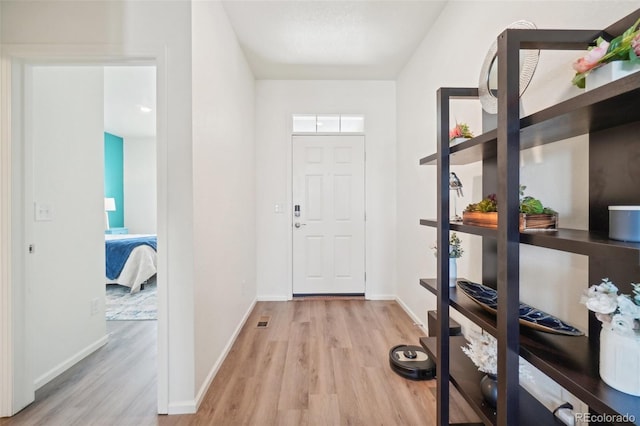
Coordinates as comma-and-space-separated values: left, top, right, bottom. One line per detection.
581, 278, 640, 338
461, 331, 534, 381
461, 331, 497, 375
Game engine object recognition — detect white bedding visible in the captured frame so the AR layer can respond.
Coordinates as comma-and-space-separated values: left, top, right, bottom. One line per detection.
105, 234, 157, 293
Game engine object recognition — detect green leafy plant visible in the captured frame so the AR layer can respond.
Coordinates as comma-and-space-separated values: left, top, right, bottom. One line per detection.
572, 17, 640, 88
464, 186, 555, 214
465, 193, 497, 213
431, 232, 463, 259
519, 185, 556, 214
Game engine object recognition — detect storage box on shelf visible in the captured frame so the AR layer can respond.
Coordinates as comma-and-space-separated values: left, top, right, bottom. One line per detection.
419, 8, 640, 426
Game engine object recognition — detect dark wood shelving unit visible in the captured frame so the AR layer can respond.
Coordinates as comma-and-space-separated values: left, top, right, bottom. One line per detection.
419, 279, 640, 422
420, 220, 640, 261
420, 336, 563, 426
419, 8, 640, 426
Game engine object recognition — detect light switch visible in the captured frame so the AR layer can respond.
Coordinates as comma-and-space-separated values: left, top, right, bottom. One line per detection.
274, 204, 284, 214
34, 202, 54, 221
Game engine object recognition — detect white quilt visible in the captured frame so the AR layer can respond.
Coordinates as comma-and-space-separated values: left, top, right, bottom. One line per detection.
105, 234, 157, 293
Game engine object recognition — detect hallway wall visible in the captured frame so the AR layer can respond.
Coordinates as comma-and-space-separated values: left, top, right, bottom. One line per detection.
191, 1, 257, 405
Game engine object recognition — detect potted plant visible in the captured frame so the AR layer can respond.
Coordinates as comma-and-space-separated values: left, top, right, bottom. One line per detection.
581, 278, 640, 396
462, 193, 498, 227
431, 232, 463, 287
449, 122, 474, 146
462, 186, 557, 231
571, 17, 640, 90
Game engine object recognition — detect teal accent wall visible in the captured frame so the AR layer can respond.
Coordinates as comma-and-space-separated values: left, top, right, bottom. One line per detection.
104, 132, 124, 228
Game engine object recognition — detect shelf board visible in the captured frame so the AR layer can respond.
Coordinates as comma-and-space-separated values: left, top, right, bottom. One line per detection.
420, 336, 560, 426
419, 279, 640, 420
419, 72, 640, 166
419, 220, 640, 261
520, 228, 640, 261
419, 220, 499, 238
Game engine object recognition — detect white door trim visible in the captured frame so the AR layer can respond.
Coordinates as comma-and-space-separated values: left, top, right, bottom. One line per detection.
0, 44, 169, 416
289, 134, 367, 298
0, 50, 15, 418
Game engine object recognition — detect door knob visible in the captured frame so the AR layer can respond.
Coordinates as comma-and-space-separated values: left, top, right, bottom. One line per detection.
294, 222, 307, 228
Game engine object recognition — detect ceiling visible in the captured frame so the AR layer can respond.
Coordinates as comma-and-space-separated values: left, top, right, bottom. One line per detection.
103, 2, 446, 138
221, 0, 447, 80
104, 66, 156, 139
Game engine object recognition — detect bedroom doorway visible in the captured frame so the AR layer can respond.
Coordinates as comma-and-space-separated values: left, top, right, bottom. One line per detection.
103, 66, 158, 322
2, 60, 164, 417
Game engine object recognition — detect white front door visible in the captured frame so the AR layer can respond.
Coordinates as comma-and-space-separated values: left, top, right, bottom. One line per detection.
292, 135, 365, 295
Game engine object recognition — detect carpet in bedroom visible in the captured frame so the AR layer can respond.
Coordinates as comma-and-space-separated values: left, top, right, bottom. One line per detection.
105, 281, 157, 320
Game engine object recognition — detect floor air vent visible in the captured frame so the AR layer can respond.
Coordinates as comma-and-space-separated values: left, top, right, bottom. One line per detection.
257, 315, 271, 328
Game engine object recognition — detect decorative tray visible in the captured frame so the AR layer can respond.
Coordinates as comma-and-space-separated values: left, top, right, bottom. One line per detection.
456, 280, 583, 336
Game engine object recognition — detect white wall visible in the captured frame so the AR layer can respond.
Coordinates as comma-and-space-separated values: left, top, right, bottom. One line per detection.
1, 0, 195, 413
26, 65, 107, 389
396, 0, 638, 412
123, 137, 157, 234
255, 80, 396, 300
191, 1, 257, 404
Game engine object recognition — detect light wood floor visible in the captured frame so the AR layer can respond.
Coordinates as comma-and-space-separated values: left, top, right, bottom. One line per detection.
0, 300, 479, 426
0, 320, 158, 426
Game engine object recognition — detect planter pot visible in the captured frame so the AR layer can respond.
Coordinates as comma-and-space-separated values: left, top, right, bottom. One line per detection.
462, 211, 557, 231
586, 61, 640, 91
599, 326, 640, 396
462, 211, 498, 228
519, 213, 558, 232
450, 137, 470, 147
480, 374, 498, 408
449, 258, 457, 288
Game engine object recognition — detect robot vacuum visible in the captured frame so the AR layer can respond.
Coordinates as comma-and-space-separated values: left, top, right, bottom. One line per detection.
389, 344, 435, 380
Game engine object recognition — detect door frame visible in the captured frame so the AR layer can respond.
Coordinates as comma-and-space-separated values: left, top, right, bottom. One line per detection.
288, 133, 367, 299
0, 45, 169, 416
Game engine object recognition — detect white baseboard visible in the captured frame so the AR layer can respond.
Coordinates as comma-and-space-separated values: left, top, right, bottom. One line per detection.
365, 294, 395, 301
33, 334, 109, 390
395, 296, 426, 329
167, 400, 197, 415
193, 298, 257, 412
256, 295, 289, 301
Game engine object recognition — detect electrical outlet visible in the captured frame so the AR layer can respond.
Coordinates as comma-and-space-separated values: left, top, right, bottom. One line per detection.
90, 298, 99, 315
